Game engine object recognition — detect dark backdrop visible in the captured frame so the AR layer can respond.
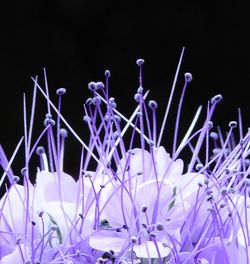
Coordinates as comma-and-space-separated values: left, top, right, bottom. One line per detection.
1, 1, 250, 178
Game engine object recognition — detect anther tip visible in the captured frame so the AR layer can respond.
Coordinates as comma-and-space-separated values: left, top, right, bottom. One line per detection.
211, 94, 223, 104
184, 72, 193, 83
148, 100, 158, 110
136, 59, 145, 66
56, 88, 66, 96
36, 146, 45, 155
105, 70, 111, 78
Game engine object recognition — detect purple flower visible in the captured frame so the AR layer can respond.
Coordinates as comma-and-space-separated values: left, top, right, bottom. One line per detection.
0, 169, 95, 263
89, 147, 204, 260
1, 49, 250, 263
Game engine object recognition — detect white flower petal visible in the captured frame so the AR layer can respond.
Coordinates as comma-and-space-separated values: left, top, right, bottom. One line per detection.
169, 252, 195, 264
40, 201, 88, 247
136, 179, 173, 220
100, 184, 133, 228
89, 230, 127, 252
133, 241, 170, 259
118, 148, 154, 184
0, 244, 29, 264
36, 171, 77, 203
0, 184, 34, 243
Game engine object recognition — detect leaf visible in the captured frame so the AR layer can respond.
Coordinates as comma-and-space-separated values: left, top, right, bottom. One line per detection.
168, 186, 177, 211
47, 213, 63, 247
100, 218, 112, 229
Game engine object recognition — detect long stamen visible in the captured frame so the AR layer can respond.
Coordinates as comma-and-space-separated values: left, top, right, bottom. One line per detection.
56, 88, 66, 170
0, 138, 24, 187
157, 47, 185, 148
27, 77, 38, 154
172, 72, 192, 156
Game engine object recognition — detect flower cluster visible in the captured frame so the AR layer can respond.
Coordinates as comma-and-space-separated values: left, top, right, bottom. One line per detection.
1, 51, 250, 263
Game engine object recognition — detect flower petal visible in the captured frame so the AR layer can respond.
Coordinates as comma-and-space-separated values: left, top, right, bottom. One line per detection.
39, 201, 90, 247
135, 179, 173, 221
0, 244, 15, 260
100, 184, 133, 228
133, 241, 170, 259
175, 172, 205, 204
36, 171, 77, 203
198, 237, 239, 264
155, 147, 183, 179
0, 184, 34, 243
118, 148, 154, 183
0, 244, 28, 264
89, 230, 127, 253
169, 252, 195, 264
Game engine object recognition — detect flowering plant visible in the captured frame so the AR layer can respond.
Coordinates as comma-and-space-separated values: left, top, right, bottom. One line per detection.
1, 49, 250, 263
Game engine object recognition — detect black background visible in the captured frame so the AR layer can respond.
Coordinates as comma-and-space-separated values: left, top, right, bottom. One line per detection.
1, 1, 250, 178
